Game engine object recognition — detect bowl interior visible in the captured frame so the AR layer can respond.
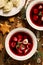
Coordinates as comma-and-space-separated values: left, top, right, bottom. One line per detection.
26, 0, 43, 30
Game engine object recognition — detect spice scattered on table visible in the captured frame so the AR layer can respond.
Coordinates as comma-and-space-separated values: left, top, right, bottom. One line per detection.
37, 57, 41, 64
8, 17, 15, 23
41, 44, 43, 47
28, 63, 31, 65
16, 21, 23, 28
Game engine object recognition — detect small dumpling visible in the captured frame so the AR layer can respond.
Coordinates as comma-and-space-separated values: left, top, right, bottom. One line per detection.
3, 1, 13, 12
12, 0, 21, 7
0, 0, 5, 8
4, 0, 8, 3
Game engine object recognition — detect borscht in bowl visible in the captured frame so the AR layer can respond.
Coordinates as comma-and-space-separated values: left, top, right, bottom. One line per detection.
9, 32, 33, 56
26, 0, 43, 30
5, 28, 37, 61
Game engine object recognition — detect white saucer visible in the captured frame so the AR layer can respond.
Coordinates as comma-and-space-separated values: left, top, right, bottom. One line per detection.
0, 0, 26, 17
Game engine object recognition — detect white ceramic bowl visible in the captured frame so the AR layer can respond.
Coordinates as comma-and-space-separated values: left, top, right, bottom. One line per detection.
0, 0, 26, 17
5, 28, 37, 61
26, 0, 43, 31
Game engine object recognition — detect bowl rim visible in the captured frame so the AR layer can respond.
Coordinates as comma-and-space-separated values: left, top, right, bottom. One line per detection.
26, 0, 43, 31
5, 28, 37, 61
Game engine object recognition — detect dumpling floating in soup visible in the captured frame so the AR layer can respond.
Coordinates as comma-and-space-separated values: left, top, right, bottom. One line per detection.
3, 1, 13, 12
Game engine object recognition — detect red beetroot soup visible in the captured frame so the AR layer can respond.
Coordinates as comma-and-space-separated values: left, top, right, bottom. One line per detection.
9, 32, 33, 56
30, 3, 43, 27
